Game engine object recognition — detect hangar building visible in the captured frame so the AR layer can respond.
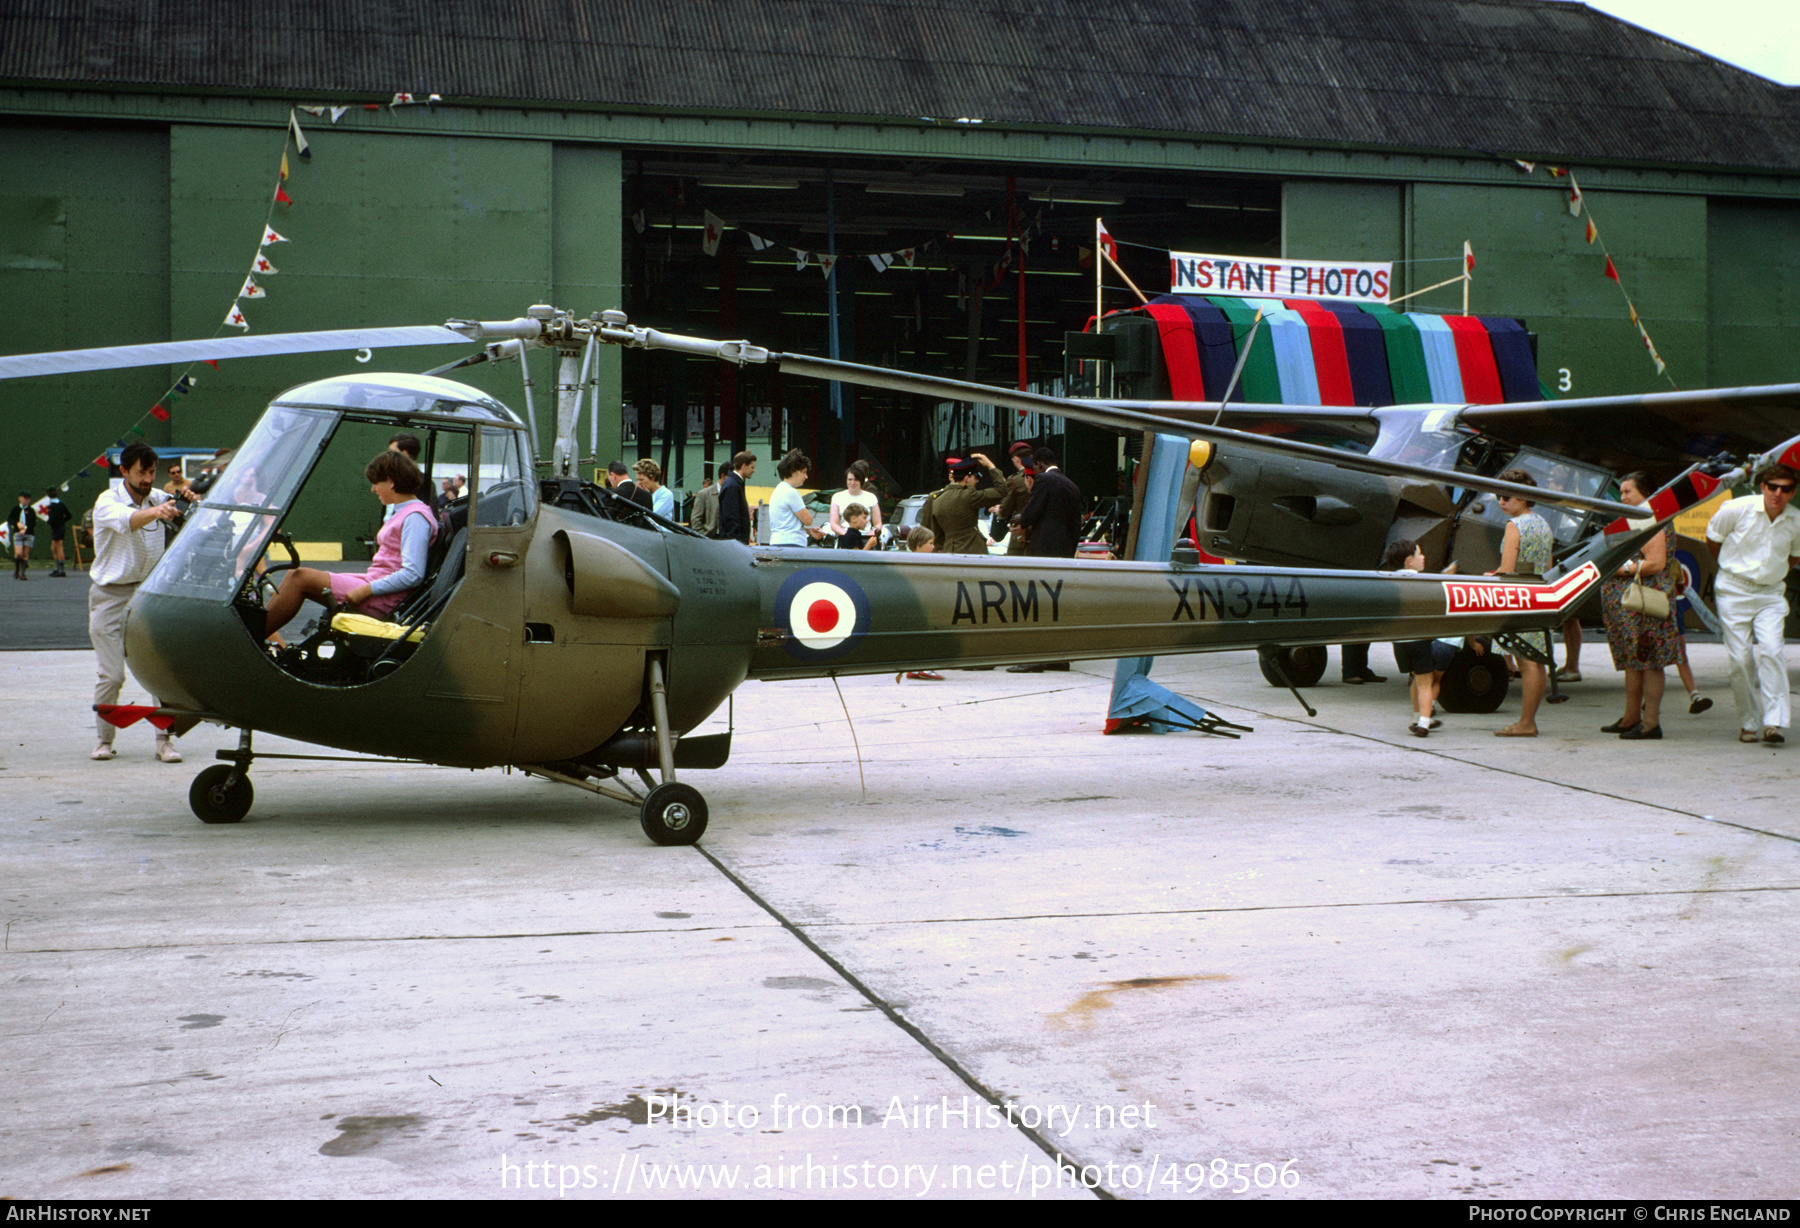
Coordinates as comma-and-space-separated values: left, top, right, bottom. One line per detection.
2, 0, 1797, 549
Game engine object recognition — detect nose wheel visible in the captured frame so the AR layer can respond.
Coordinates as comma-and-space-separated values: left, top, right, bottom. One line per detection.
189, 764, 254, 824
640, 782, 708, 846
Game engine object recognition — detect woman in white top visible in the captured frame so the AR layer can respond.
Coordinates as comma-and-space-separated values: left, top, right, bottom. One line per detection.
769, 450, 823, 547
828, 462, 882, 538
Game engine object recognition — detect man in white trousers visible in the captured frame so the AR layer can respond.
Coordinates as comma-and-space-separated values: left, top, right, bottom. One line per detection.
1706, 463, 1800, 745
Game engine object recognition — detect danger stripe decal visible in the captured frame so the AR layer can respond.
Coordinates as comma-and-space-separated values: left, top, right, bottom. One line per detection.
1442, 562, 1599, 616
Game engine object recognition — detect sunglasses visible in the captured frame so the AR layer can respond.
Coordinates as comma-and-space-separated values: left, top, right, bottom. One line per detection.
1765, 482, 1797, 494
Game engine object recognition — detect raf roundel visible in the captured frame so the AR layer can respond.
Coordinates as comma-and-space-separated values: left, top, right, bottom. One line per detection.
774, 568, 872, 661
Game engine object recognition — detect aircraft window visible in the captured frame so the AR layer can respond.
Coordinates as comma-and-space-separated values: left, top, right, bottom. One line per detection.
142, 507, 279, 601
473, 425, 536, 527
1511, 455, 1608, 544
1368, 421, 1469, 471
201, 407, 333, 513
273, 374, 519, 423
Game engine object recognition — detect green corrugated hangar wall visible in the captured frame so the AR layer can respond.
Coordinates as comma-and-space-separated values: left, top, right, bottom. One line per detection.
0, 120, 622, 550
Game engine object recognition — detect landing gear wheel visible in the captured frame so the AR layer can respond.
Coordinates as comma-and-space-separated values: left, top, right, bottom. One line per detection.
189, 765, 253, 824
1258, 644, 1328, 688
1437, 645, 1510, 714
640, 782, 708, 846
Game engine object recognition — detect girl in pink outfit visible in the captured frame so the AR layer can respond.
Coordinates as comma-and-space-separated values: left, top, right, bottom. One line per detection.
264, 451, 437, 637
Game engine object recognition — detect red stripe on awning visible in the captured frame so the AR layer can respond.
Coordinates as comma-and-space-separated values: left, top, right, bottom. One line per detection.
1144, 303, 1206, 400
1282, 299, 1355, 405
1444, 316, 1504, 403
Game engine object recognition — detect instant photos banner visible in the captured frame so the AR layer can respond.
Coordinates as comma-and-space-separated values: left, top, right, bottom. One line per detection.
1170, 251, 1393, 304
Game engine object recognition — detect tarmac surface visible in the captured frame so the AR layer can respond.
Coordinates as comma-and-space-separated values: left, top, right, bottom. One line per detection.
1, 640, 1796, 1200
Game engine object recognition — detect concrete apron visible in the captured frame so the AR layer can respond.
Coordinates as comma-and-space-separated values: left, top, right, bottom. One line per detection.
0, 642, 1794, 1200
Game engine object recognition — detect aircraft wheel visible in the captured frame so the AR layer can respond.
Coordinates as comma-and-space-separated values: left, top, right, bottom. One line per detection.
640, 783, 708, 846
1258, 645, 1328, 689
189, 765, 253, 824
1437, 646, 1510, 714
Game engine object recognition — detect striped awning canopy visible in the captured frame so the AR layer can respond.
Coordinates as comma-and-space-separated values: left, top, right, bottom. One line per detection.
1136, 296, 1542, 409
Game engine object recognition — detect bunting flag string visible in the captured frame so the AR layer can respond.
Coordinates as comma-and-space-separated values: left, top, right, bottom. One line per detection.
1504, 157, 1678, 389
672, 197, 1053, 288
52, 106, 321, 492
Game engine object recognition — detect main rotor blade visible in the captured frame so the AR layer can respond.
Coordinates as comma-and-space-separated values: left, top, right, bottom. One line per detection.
0, 325, 477, 380
773, 352, 1650, 520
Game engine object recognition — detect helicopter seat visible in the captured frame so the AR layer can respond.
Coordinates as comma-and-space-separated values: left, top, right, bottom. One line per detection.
327, 611, 430, 649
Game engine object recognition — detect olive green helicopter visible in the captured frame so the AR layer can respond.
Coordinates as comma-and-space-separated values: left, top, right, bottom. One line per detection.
11, 306, 1749, 846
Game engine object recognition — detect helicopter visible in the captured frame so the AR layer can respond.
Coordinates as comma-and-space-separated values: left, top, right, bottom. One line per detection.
8, 306, 1732, 847
1082, 306, 1800, 693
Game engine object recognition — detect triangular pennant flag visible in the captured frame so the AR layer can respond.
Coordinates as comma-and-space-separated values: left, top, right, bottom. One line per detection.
253, 253, 278, 275
631, 208, 646, 235
900, 248, 916, 268
96, 704, 174, 730
868, 252, 893, 273
1603, 256, 1620, 283
793, 249, 810, 272
299, 105, 326, 116
1585, 218, 1597, 244
391, 93, 415, 108
329, 106, 349, 123
262, 226, 288, 246
280, 151, 289, 181
289, 111, 310, 158
1515, 159, 1537, 173
274, 183, 293, 206
1464, 241, 1475, 274
174, 375, 195, 395
819, 253, 838, 279
204, 359, 219, 369
746, 232, 772, 251
702, 210, 725, 257
1629, 303, 1639, 326
1567, 174, 1583, 217
1548, 166, 1568, 178
224, 304, 248, 329
149, 401, 170, 422
239, 275, 266, 300
93, 454, 109, 468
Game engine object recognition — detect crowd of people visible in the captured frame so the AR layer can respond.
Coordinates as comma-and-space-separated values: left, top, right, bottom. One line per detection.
1375, 465, 1798, 747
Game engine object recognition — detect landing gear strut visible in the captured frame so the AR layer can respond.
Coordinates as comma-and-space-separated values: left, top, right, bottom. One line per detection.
638, 657, 708, 845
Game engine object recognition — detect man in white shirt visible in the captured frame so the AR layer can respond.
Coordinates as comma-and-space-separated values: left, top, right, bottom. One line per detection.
89, 442, 194, 762
1706, 463, 1800, 744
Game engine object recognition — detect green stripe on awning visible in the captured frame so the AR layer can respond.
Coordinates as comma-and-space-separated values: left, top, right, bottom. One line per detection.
1206, 297, 1284, 403
1359, 304, 1434, 404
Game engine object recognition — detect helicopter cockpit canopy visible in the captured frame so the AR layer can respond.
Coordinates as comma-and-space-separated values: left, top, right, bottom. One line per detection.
143, 373, 533, 606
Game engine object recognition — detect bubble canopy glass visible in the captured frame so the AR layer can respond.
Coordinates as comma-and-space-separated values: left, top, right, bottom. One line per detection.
143, 374, 526, 602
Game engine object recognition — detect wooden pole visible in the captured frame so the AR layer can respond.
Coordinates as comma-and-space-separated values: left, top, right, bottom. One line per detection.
1103, 248, 1150, 306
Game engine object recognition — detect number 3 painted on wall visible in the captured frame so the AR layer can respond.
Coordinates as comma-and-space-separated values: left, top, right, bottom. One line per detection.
1558, 368, 1572, 392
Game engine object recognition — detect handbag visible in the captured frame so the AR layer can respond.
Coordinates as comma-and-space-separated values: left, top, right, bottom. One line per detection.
1621, 577, 1671, 620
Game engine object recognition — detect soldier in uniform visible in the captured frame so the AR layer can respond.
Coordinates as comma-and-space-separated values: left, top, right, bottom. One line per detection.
923, 453, 1005, 554
994, 441, 1036, 556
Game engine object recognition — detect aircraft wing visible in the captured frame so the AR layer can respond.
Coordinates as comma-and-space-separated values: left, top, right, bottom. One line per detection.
1459, 384, 1800, 472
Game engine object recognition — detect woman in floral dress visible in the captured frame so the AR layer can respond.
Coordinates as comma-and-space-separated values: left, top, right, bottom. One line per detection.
1599, 473, 1679, 739
1492, 469, 1554, 737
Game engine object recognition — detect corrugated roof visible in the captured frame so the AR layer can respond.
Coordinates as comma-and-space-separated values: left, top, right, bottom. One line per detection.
3, 0, 1797, 172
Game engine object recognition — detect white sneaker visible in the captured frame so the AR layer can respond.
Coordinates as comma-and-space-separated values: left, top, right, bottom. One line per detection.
91, 742, 116, 761
155, 741, 184, 764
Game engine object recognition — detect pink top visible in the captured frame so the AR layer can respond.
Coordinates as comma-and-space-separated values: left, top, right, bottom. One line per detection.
327, 499, 437, 620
